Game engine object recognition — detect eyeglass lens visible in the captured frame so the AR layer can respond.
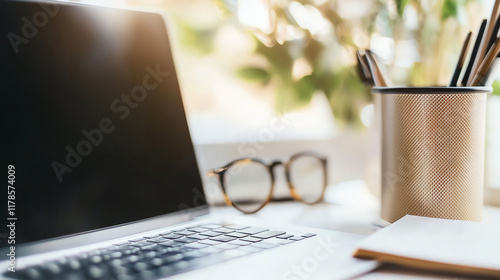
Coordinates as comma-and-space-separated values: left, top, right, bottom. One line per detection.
224, 160, 272, 213
288, 155, 325, 203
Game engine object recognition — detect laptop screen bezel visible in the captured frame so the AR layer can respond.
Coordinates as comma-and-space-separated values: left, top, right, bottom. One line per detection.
0, 1, 211, 259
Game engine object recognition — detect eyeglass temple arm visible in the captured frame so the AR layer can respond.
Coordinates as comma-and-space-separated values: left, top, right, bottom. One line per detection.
206, 168, 233, 206
206, 167, 225, 177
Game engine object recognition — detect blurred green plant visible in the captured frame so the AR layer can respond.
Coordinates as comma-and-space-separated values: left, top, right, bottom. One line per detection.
492, 80, 500, 96
175, 0, 492, 125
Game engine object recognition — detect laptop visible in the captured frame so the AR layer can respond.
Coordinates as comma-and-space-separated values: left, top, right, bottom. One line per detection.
0, 1, 378, 279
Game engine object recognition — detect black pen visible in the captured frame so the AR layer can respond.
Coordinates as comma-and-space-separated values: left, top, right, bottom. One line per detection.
450, 31, 472, 87
463, 19, 487, 86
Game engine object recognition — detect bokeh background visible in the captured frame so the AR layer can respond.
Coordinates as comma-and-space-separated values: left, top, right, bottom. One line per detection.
73, 0, 500, 201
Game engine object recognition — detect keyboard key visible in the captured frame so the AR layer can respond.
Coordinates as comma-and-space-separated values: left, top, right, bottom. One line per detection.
188, 234, 210, 240
120, 247, 141, 255
175, 237, 198, 243
86, 265, 109, 279
147, 258, 164, 267
228, 240, 251, 246
302, 233, 317, 238
238, 227, 268, 235
166, 241, 186, 248
186, 227, 209, 233
87, 250, 102, 257
55, 256, 69, 266
182, 250, 209, 259
116, 245, 138, 251
89, 255, 103, 264
199, 224, 223, 229
214, 243, 239, 250
171, 246, 194, 254
199, 231, 222, 237
251, 242, 279, 249
66, 258, 82, 270
199, 247, 223, 254
126, 255, 141, 263
109, 259, 128, 267
130, 241, 153, 248
112, 267, 135, 279
212, 228, 234, 234
156, 266, 177, 278
132, 262, 150, 272
96, 249, 113, 256
157, 240, 177, 247
163, 254, 183, 263
173, 230, 196, 236
224, 224, 250, 230
17, 267, 43, 279
162, 233, 184, 239
158, 247, 186, 256
251, 231, 286, 239
209, 235, 236, 242
77, 252, 90, 259
143, 234, 161, 239
260, 237, 285, 245
128, 237, 146, 242
140, 244, 158, 251
143, 251, 157, 259
109, 251, 124, 259
43, 262, 62, 275
185, 243, 209, 249
198, 239, 222, 246
239, 237, 262, 243
225, 232, 249, 238
289, 236, 305, 241
278, 239, 294, 245
276, 234, 293, 239
146, 237, 169, 243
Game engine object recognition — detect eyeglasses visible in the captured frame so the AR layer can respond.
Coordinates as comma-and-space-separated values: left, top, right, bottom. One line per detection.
207, 152, 328, 214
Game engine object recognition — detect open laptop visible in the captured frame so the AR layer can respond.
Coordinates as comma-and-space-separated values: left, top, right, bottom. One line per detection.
0, 1, 378, 279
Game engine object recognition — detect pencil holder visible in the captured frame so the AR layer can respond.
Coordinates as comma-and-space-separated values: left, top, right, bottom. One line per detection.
373, 87, 491, 223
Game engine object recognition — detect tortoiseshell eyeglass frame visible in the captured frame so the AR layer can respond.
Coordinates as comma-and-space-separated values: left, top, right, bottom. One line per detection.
207, 151, 328, 214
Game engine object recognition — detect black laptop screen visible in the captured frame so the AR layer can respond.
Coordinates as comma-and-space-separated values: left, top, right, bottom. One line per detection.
0, 1, 207, 246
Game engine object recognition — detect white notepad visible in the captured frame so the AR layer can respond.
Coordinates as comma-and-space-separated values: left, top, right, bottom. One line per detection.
354, 215, 500, 278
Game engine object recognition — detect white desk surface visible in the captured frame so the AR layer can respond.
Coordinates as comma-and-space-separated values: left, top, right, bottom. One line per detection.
211, 180, 500, 279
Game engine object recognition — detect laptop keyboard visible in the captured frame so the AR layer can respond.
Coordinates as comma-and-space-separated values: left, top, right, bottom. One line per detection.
8, 223, 316, 280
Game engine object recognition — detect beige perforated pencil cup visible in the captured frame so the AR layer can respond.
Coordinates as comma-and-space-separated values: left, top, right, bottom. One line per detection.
373, 87, 490, 223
